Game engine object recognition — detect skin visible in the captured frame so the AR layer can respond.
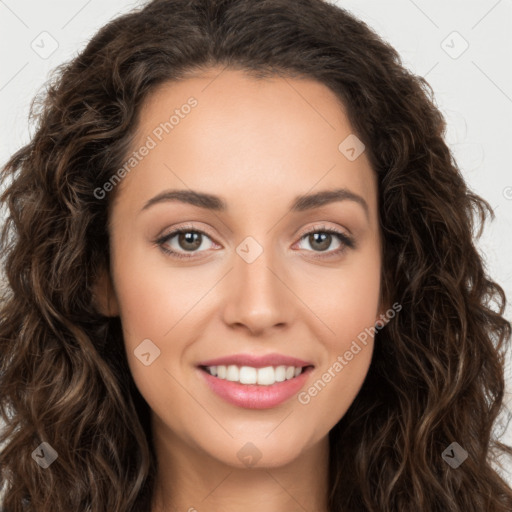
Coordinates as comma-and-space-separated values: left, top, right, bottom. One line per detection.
94, 67, 388, 512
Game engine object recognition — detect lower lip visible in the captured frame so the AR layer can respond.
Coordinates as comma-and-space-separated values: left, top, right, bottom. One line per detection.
197, 366, 313, 409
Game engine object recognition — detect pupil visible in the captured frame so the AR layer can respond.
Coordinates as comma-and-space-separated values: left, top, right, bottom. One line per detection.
179, 232, 201, 251
310, 233, 330, 251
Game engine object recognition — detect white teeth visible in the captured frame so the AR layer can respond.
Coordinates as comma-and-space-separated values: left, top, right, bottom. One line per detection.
239, 366, 257, 384
285, 366, 295, 379
204, 364, 306, 385
256, 366, 275, 385
226, 365, 239, 382
274, 366, 286, 382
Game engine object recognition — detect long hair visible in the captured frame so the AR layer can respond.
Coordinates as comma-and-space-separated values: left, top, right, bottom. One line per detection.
1, 0, 511, 510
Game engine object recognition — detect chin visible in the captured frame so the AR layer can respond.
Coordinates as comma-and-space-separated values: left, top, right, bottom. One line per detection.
205, 433, 313, 470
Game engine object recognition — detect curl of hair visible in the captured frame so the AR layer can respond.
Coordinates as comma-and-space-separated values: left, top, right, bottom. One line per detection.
1, 0, 511, 510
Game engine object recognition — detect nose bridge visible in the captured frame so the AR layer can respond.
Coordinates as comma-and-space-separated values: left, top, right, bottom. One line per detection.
222, 236, 293, 333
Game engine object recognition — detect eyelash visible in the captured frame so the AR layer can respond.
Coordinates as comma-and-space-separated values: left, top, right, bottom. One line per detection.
154, 223, 355, 261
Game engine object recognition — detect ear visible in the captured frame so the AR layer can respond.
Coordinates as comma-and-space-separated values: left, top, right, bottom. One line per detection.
92, 266, 120, 317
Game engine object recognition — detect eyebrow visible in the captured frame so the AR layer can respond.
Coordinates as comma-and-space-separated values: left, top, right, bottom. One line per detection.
141, 187, 369, 219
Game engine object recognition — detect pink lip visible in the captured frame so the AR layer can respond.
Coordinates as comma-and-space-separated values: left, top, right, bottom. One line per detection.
197, 353, 313, 369
197, 366, 314, 409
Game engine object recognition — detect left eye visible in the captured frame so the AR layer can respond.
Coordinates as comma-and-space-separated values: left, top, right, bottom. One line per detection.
295, 230, 352, 253
156, 226, 354, 260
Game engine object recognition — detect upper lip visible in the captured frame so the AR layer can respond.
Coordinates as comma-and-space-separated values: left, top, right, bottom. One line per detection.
197, 353, 314, 369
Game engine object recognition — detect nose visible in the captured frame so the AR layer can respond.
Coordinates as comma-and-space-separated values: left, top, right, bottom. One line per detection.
221, 243, 295, 336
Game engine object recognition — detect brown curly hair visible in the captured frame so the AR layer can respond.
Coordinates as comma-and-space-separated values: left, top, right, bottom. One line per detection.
1, 0, 511, 510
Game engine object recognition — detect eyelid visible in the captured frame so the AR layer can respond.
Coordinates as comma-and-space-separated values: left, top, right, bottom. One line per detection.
156, 222, 218, 243
157, 221, 350, 243
295, 222, 349, 239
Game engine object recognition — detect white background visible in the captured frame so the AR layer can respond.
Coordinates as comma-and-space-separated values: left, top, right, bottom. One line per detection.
0, 0, 511, 492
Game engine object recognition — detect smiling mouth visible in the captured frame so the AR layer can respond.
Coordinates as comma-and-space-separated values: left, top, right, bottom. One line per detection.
199, 364, 314, 386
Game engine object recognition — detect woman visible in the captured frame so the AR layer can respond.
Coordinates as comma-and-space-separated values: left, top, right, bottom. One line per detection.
1, 0, 511, 510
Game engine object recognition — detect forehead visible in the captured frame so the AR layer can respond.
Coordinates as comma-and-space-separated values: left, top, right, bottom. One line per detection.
114, 68, 377, 219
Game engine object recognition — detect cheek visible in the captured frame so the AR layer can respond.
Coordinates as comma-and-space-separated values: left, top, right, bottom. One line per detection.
298, 342, 373, 435
110, 253, 202, 413
298, 281, 378, 428
294, 247, 380, 419
110, 246, 218, 393
111, 243, 210, 346
299, 243, 382, 344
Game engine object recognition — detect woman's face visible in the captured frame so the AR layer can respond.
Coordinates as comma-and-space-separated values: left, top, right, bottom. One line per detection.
98, 67, 386, 468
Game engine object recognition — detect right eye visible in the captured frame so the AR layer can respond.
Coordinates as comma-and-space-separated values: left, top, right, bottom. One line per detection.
156, 227, 219, 260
